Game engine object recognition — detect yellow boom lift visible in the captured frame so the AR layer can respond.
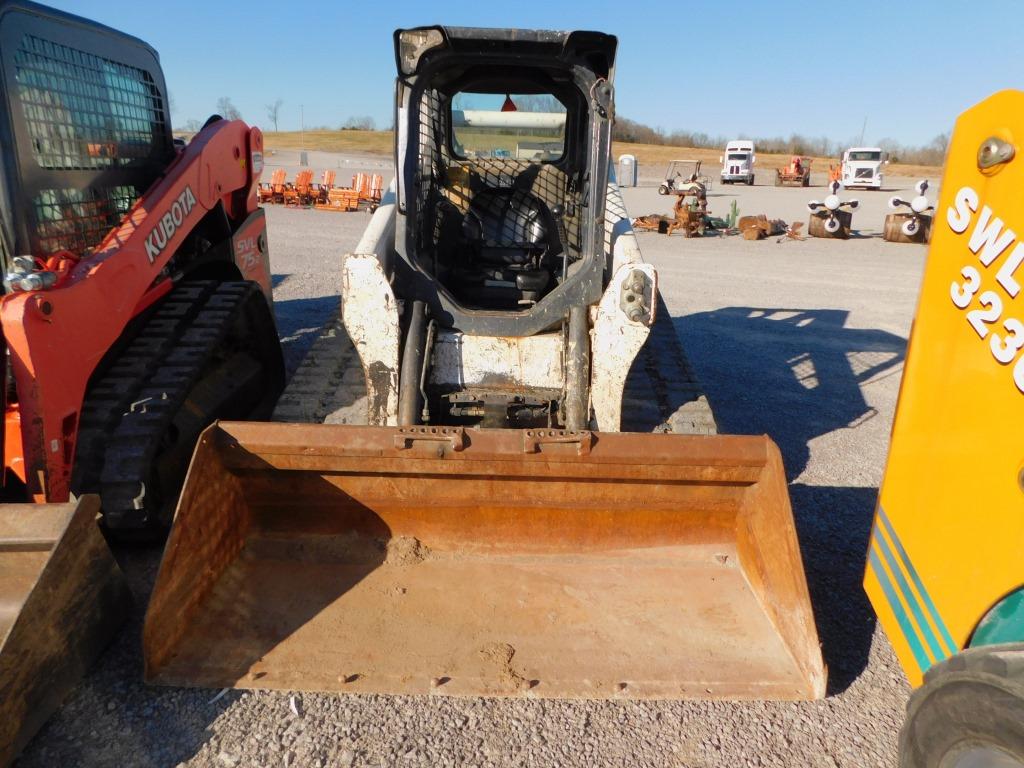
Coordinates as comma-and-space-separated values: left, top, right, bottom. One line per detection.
865, 89, 1024, 767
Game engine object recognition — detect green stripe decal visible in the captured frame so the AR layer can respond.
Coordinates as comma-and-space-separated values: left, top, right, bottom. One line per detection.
877, 506, 957, 656
871, 521, 944, 662
869, 547, 931, 672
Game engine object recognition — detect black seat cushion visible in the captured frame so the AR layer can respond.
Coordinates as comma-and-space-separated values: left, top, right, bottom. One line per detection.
461, 187, 550, 266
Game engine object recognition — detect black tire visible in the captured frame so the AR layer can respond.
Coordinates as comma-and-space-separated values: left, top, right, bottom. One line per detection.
900, 644, 1024, 768
747, 175, 755, 186
658, 184, 669, 195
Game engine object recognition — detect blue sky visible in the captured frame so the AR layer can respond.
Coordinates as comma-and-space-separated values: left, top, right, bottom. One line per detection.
48, 0, 1024, 146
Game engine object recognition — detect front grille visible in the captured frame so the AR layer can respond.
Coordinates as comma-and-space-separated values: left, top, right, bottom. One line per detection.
855, 168, 874, 179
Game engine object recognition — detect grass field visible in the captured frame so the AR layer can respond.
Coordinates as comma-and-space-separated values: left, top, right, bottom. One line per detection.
262, 129, 943, 179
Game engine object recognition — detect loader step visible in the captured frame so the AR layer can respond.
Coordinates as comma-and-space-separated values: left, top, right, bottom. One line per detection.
72, 280, 284, 539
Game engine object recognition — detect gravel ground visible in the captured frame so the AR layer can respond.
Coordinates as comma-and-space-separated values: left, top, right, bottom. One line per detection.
14, 162, 937, 767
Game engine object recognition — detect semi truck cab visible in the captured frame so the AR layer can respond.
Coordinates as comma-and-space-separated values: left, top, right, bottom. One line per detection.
720, 141, 755, 185
841, 147, 887, 189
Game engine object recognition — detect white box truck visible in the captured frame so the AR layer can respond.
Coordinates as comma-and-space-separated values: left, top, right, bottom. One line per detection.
720, 141, 755, 185
840, 147, 887, 189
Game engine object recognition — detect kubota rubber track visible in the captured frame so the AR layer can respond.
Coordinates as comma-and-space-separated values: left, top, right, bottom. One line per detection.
274, 294, 716, 435
71, 280, 283, 539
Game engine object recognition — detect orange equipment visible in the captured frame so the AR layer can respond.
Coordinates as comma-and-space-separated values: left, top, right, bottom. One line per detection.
775, 156, 812, 187
0, 118, 283, 515
0, 3, 284, 762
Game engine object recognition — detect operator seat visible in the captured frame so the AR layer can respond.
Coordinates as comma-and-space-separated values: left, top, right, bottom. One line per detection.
452, 187, 559, 308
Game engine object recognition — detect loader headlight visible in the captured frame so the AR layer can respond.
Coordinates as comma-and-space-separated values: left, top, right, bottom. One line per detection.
397, 28, 445, 75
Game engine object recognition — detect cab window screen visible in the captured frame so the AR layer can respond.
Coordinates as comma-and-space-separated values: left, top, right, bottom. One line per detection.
14, 33, 170, 170
33, 185, 138, 254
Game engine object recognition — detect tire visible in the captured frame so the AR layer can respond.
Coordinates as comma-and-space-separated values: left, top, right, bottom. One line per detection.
747, 175, 754, 186
658, 184, 669, 195
825, 217, 841, 234
902, 217, 920, 237
900, 645, 1024, 768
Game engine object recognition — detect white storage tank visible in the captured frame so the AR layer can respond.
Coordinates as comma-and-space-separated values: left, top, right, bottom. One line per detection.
617, 154, 637, 187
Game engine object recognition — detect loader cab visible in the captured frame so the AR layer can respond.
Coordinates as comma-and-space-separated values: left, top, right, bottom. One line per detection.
0, 1, 174, 266
391, 26, 616, 337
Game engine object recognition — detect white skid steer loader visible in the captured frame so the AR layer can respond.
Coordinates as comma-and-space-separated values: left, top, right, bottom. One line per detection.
144, 27, 826, 702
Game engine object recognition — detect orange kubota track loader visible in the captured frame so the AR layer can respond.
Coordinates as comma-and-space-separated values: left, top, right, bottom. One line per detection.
0, 2, 283, 763
144, 26, 825, 702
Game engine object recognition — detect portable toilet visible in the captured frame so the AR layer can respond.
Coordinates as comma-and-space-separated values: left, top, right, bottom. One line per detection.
617, 154, 637, 187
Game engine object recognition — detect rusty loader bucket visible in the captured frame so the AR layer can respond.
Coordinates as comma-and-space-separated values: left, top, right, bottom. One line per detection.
1, 497, 131, 766
145, 423, 825, 700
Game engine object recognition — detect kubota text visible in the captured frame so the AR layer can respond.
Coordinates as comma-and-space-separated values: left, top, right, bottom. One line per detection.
145, 186, 198, 263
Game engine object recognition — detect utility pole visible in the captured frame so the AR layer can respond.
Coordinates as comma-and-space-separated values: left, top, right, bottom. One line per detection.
300, 104, 305, 149
858, 116, 867, 146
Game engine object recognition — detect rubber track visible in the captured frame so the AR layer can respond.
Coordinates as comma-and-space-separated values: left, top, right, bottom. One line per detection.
276, 294, 717, 435
72, 281, 220, 497
622, 293, 718, 435
73, 281, 267, 528
273, 316, 367, 425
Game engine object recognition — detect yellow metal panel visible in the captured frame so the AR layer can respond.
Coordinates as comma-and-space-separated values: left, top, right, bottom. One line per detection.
866, 90, 1024, 686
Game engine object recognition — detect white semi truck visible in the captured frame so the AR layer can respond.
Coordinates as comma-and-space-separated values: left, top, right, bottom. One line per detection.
840, 147, 888, 189
719, 140, 755, 185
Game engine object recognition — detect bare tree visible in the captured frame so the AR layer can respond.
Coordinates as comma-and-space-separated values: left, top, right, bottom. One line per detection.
183, 118, 202, 133
265, 98, 283, 132
216, 97, 242, 121
343, 115, 376, 131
